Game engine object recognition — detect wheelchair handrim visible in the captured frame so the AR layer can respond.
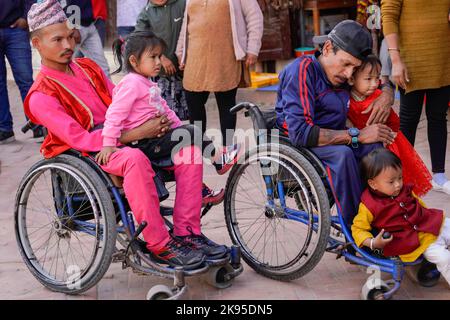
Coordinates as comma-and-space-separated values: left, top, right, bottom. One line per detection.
15, 164, 107, 288
226, 151, 324, 272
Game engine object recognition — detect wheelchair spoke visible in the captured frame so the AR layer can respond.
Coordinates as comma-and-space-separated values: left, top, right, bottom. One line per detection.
240, 166, 268, 201
30, 184, 54, 223
16, 159, 116, 292
34, 228, 57, 264
236, 184, 264, 207
247, 216, 271, 254
233, 199, 265, 209
25, 220, 56, 237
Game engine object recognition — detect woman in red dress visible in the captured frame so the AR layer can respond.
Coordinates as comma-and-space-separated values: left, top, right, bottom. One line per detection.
348, 55, 432, 196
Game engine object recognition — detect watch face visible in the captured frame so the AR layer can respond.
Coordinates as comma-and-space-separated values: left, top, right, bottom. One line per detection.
349, 128, 359, 137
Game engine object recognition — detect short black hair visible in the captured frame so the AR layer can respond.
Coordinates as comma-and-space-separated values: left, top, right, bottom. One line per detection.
356, 54, 381, 76
360, 148, 402, 183
29, 28, 42, 39
112, 30, 167, 75
330, 39, 341, 54
319, 39, 341, 54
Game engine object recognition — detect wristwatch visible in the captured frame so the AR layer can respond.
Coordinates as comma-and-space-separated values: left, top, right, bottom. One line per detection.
347, 127, 360, 148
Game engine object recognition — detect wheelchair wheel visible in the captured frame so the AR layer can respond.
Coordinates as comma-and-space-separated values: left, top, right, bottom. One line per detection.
224, 143, 331, 281
361, 279, 391, 300
146, 284, 175, 300
204, 264, 235, 289
15, 155, 117, 294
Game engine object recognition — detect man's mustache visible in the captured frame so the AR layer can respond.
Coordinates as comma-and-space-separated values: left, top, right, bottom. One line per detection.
60, 50, 74, 57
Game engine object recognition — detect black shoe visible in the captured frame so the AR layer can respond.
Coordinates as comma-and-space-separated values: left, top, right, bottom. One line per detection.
178, 228, 229, 260
0, 131, 15, 144
32, 126, 45, 139
151, 237, 205, 270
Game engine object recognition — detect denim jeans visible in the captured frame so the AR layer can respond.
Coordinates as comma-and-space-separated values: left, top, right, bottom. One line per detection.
0, 27, 33, 132
94, 19, 106, 47
76, 23, 110, 76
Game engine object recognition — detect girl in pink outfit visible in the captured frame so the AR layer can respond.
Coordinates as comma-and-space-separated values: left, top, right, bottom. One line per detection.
95, 31, 242, 265
97, 31, 242, 207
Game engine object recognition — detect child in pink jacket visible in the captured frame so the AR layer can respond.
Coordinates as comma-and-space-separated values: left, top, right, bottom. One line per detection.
96, 31, 242, 206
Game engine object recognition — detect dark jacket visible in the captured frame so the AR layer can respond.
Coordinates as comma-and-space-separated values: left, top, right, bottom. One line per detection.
135, 0, 186, 77
275, 51, 350, 148
0, 0, 35, 28
63, 0, 94, 26
361, 184, 444, 257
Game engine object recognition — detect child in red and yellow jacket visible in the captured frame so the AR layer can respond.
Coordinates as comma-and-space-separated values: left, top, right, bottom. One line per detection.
351, 148, 450, 286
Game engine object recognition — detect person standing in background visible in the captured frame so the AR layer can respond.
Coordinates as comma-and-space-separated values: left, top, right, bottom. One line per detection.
0, 0, 41, 144
116, 0, 148, 39
382, 0, 450, 195
91, 0, 108, 47
176, 0, 263, 153
135, 0, 189, 120
64, 0, 110, 75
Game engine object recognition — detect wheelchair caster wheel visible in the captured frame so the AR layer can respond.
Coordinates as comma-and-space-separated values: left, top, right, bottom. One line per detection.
204, 264, 235, 289
361, 280, 390, 300
405, 261, 441, 288
146, 285, 175, 300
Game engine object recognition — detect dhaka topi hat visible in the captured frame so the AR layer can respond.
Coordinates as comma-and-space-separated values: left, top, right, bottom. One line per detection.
28, 0, 68, 33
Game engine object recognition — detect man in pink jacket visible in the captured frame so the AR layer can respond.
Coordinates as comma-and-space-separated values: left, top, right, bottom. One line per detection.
25, 0, 227, 270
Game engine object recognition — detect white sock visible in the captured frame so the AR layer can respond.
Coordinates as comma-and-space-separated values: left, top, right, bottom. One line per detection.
433, 173, 449, 186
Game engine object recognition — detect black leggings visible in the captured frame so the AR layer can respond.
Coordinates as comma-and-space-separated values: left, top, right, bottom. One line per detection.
129, 124, 215, 163
399, 85, 450, 173
185, 88, 238, 147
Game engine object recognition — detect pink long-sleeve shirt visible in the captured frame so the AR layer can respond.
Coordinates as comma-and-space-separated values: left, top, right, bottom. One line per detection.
28, 62, 115, 153
102, 72, 181, 146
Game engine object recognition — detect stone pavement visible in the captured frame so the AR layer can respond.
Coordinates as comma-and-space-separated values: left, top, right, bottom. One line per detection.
1, 52, 450, 300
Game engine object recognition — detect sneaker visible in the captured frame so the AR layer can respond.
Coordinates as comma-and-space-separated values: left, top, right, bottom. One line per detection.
431, 179, 450, 196
202, 183, 224, 207
151, 237, 205, 270
178, 227, 229, 260
32, 126, 45, 139
0, 131, 15, 144
213, 143, 242, 175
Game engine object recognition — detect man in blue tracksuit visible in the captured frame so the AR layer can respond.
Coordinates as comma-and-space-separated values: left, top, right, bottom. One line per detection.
275, 20, 396, 225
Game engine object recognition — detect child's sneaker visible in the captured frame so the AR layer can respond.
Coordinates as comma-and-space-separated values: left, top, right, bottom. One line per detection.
213, 143, 242, 175
202, 183, 224, 207
177, 229, 228, 260
151, 237, 205, 270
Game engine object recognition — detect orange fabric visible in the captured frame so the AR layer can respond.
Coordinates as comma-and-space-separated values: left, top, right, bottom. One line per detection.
24, 58, 112, 158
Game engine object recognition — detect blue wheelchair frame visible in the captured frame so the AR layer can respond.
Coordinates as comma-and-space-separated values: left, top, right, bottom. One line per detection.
231, 102, 436, 299
57, 151, 243, 282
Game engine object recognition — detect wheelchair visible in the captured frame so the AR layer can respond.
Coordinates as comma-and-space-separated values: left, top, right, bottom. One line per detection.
14, 146, 243, 300
223, 102, 441, 300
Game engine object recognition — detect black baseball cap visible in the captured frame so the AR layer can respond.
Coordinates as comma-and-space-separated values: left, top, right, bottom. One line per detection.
312, 20, 372, 61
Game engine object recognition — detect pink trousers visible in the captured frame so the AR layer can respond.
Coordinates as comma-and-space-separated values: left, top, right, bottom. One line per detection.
100, 145, 203, 251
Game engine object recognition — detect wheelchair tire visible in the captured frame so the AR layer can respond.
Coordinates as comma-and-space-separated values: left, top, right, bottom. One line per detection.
146, 284, 175, 300
15, 155, 117, 294
203, 264, 235, 289
224, 143, 331, 281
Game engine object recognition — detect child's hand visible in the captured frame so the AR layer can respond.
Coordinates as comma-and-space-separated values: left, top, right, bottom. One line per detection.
95, 146, 118, 166
372, 229, 393, 249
